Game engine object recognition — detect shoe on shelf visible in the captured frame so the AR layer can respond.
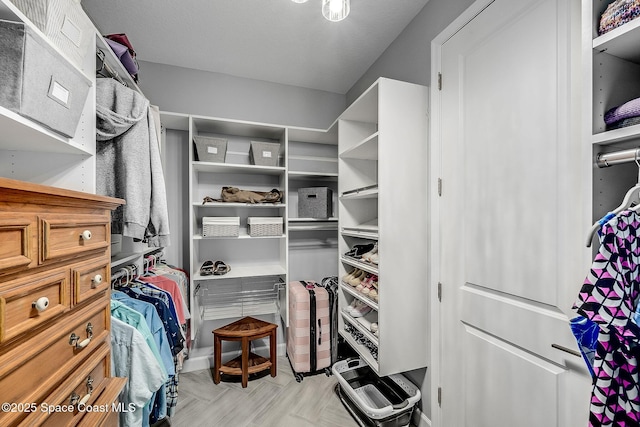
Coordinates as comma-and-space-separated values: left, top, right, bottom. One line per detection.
368, 253, 379, 265
344, 243, 375, 258
343, 299, 359, 314
361, 275, 378, 295
356, 274, 373, 292
349, 269, 367, 287
370, 322, 378, 333
342, 268, 359, 283
361, 243, 378, 263
350, 302, 372, 318
368, 288, 378, 302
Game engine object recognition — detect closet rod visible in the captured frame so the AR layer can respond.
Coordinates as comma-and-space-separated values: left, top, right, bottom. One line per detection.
596, 148, 640, 168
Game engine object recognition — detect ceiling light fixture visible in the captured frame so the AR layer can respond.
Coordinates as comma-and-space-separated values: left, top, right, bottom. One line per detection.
291, 0, 309, 3
322, 0, 350, 22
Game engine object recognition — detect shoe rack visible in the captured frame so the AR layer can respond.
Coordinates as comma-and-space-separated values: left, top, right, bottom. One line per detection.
337, 78, 429, 376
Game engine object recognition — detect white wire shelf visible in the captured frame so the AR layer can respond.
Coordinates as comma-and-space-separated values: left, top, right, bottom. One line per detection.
197, 278, 284, 321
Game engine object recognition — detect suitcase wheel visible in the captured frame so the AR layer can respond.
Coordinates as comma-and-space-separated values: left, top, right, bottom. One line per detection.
295, 373, 303, 383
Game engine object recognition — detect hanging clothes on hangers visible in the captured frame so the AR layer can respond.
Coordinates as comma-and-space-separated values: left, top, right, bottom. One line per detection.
111, 317, 166, 427
573, 210, 640, 425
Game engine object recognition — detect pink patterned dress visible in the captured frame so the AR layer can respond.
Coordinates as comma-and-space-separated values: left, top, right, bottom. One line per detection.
573, 210, 640, 426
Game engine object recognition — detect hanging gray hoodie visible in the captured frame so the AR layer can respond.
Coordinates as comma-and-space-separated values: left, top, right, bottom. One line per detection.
95, 78, 170, 247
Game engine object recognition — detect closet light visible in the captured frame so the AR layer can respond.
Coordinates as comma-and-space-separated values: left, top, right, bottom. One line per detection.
322, 0, 350, 22
291, 0, 309, 3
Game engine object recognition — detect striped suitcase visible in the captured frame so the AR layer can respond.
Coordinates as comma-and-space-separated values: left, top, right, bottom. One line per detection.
287, 280, 332, 381
318, 276, 339, 365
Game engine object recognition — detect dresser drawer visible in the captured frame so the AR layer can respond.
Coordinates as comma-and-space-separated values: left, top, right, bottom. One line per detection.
72, 257, 110, 306
39, 213, 110, 264
20, 343, 111, 426
0, 214, 35, 275
0, 268, 70, 344
0, 298, 109, 426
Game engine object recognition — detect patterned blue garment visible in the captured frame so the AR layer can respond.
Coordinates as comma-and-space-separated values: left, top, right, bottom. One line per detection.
570, 316, 600, 379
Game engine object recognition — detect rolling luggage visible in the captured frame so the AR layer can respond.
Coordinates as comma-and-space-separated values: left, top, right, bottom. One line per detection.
318, 276, 339, 364
287, 280, 331, 381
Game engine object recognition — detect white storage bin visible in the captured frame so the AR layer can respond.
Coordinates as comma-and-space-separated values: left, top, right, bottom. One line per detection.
10, 0, 95, 71
0, 19, 91, 138
250, 141, 280, 166
202, 217, 240, 237
333, 358, 420, 427
193, 135, 227, 163
247, 217, 283, 237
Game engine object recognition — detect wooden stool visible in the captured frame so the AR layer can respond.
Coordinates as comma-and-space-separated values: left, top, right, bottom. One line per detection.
212, 316, 278, 388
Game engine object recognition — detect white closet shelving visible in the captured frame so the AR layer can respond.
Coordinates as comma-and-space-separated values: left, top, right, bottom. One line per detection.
0, 0, 96, 192
337, 78, 429, 376
588, 1, 640, 221
187, 115, 288, 343
287, 125, 339, 286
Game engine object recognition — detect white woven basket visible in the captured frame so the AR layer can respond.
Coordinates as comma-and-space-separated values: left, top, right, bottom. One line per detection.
247, 217, 283, 237
203, 217, 239, 237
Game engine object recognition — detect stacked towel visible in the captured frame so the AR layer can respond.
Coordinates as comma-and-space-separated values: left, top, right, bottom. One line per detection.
599, 0, 640, 35
605, 96, 640, 130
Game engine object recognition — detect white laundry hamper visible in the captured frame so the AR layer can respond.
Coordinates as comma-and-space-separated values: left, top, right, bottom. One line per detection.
332, 357, 421, 427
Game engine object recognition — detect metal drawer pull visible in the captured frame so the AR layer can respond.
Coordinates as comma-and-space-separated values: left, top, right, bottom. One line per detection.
32, 296, 50, 312
79, 376, 94, 406
69, 392, 80, 406
80, 230, 92, 241
91, 274, 103, 287
551, 343, 581, 358
69, 376, 93, 407
69, 323, 93, 349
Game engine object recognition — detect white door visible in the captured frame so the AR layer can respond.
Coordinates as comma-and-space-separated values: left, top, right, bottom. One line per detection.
436, 0, 592, 425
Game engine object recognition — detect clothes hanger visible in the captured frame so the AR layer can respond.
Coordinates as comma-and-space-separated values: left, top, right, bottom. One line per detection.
586, 150, 640, 247
96, 49, 128, 87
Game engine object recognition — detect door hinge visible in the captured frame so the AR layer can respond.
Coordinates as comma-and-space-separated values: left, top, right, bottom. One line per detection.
437, 282, 442, 302
438, 178, 442, 196
438, 387, 442, 407
438, 73, 442, 90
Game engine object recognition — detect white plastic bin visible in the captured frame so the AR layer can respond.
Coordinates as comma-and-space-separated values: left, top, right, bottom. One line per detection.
332, 358, 420, 427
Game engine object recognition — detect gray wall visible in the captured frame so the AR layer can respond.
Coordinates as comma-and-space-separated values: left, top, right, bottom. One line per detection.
136, 61, 345, 129
346, 0, 475, 104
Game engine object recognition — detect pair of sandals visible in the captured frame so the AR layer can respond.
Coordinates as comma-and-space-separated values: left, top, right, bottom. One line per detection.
200, 260, 231, 276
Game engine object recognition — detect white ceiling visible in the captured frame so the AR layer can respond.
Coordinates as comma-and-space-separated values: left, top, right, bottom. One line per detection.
81, 0, 430, 94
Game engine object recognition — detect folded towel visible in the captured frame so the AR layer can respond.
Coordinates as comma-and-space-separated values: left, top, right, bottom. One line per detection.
604, 96, 640, 125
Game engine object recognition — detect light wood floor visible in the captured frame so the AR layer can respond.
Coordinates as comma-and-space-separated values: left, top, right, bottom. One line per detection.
170, 356, 360, 427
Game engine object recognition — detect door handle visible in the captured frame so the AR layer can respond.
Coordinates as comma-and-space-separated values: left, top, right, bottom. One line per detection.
551, 343, 581, 358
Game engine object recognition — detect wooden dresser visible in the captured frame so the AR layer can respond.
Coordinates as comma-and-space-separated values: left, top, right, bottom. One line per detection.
0, 178, 125, 426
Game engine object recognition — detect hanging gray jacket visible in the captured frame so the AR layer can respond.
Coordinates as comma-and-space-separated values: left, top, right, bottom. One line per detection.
96, 78, 170, 247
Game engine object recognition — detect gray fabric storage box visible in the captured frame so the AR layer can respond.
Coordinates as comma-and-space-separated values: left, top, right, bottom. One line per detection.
0, 19, 91, 138
298, 187, 333, 218
10, 0, 94, 71
250, 141, 280, 166
194, 136, 227, 163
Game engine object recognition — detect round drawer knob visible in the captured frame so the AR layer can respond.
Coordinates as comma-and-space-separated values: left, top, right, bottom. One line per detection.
92, 274, 103, 286
32, 296, 49, 312
81, 230, 92, 241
